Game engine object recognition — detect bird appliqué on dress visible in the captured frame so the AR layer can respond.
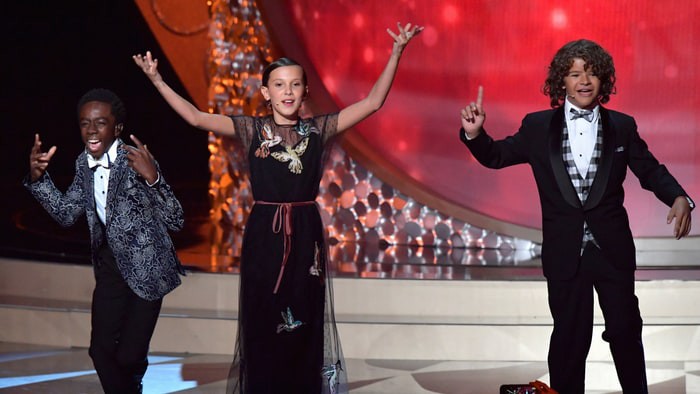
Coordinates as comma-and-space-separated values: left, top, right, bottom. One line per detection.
321, 361, 343, 394
309, 242, 322, 277
276, 307, 303, 333
271, 137, 309, 174
254, 123, 282, 159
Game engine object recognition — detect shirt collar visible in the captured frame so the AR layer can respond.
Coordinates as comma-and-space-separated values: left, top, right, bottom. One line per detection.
87, 139, 121, 169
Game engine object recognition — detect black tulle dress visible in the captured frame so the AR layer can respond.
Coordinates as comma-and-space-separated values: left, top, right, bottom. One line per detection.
226, 113, 347, 394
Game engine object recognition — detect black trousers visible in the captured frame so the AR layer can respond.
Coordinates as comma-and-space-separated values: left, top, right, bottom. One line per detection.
88, 242, 163, 394
547, 244, 647, 394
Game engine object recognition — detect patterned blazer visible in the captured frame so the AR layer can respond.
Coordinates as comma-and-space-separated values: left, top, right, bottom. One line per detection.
24, 141, 184, 300
461, 106, 690, 280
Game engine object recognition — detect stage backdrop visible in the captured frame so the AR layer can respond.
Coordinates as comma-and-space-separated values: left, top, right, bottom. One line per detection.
270, 0, 698, 238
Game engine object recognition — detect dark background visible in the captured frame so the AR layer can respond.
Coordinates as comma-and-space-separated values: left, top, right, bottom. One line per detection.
0, 1, 210, 263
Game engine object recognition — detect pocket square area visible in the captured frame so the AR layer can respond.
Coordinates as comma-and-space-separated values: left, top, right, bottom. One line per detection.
615, 146, 625, 152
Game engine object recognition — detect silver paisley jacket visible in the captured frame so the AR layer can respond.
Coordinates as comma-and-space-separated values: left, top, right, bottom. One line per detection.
24, 141, 185, 301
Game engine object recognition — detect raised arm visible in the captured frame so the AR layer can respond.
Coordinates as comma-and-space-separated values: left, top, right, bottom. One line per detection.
122, 134, 184, 231
29, 133, 57, 182
336, 22, 423, 133
460, 85, 486, 139
122, 134, 159, 185
133, 51, 235, 136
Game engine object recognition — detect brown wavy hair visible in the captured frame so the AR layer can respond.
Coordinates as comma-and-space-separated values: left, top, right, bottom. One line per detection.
543, 39, 616, 108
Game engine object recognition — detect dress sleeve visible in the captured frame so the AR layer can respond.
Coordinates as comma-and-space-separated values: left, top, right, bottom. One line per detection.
230, 115, 256, 154
315, 113, 340, 146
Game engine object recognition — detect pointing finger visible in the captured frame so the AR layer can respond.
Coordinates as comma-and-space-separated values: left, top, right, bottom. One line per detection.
130, 134, 145, 149
397, 22, 405, 36
31, 134, 42, 154
44, 146, 57, 161
476, 86, 484, 108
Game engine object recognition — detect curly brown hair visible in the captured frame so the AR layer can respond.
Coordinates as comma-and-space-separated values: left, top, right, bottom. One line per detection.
543, 39, 616, 108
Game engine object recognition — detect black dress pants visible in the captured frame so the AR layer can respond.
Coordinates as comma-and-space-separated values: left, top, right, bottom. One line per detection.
88, 242, 163, 394
547, 244, 647, 394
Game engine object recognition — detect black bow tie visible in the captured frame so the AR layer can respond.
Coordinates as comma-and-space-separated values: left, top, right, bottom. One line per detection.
570, 108, 594, 122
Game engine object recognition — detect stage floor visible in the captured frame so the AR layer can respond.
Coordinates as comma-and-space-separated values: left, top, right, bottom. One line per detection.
3, 187, 700, 393
1, 342, 699, 393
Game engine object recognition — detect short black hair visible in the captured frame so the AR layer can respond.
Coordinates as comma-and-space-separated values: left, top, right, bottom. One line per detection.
77, 88, 126, 124
543, 39, 617, 108
262, 57, 307, 87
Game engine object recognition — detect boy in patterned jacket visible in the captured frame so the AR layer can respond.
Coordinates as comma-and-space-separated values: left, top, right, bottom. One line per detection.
24, 88, 185, 394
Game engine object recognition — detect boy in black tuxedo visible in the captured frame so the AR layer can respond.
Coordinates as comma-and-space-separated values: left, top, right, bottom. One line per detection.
460, 40, 693, 393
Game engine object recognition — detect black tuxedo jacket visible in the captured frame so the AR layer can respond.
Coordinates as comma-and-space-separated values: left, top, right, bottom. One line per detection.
461, 106, 689, 280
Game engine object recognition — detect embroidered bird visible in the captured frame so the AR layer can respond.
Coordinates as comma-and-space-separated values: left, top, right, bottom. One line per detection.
322, 361, 342, 394
294, 120, 311, 136
276, 307, 303, 333
271, 137, 309, 174
309, 243, 322, 277
255, 124, 282, 158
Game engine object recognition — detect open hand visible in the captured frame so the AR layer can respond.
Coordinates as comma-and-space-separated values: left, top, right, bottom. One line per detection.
667, 196, 692, 239
122, 134, 158, 185
29, 133, 57, 182
460, 85, 485, 138
132, 51, 163, 84
387, 22, 424, 55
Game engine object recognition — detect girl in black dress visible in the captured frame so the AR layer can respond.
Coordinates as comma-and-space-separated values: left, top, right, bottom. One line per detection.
134, 22, 422, 393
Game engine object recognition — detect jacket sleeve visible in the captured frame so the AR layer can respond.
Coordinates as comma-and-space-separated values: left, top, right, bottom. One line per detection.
22, 158, 87, 227
623, 117, 688, 207
145, 162, 184, 232
459, 124, 529, 169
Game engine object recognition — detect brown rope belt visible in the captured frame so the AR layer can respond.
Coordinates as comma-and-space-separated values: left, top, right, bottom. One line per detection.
255, 200, 317, 294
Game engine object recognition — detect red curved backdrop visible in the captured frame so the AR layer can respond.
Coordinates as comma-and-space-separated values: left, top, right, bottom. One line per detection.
277, 0, 699, 237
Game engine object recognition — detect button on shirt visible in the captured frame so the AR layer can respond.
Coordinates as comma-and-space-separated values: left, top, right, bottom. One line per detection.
565, 101, 599, 177
89, 140, 121, 225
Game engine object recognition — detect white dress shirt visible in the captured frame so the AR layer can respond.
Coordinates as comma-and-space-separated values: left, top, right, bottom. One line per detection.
564, 100, 600, 178
89, 139, 121, 225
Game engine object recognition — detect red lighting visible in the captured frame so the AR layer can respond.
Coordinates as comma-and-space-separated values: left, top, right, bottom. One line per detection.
285, 0, 699, 237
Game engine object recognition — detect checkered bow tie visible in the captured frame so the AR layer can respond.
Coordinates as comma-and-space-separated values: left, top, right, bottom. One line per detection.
570, 108, 594, 122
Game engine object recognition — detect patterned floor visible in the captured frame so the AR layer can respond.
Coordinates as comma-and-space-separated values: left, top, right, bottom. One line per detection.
1, 342, 699, 393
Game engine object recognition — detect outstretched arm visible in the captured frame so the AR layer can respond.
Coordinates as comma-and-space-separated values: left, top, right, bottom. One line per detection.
133, 51, 235, 136
336, 22, 423, 133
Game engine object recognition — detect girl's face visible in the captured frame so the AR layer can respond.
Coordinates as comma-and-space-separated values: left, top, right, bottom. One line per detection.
562, 58, 601, 110
261, 65, 307, 124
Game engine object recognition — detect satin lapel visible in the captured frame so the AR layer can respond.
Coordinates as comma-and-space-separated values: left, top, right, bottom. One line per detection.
106, 145, 127, 226
584, 107, 614, 210
548, 107, 581, 208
